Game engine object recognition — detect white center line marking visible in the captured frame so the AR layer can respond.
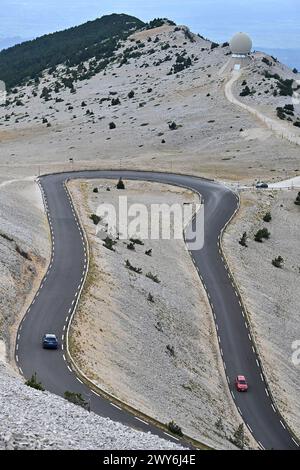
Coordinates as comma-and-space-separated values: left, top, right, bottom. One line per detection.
77, 377, 84, 385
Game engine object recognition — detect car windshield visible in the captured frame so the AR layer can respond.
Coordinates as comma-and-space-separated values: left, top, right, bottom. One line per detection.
239, 380, 246, 384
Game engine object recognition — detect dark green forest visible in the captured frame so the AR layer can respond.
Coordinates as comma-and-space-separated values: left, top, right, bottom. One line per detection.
0, 14, 145, 89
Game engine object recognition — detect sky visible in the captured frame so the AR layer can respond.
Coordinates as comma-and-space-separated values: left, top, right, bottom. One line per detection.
0, 0, 299, 50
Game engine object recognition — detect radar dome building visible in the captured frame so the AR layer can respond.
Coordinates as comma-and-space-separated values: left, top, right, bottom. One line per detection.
230, 32, 252, 57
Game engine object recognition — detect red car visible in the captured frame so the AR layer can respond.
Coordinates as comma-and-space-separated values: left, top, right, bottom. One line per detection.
235, 375, 248, 392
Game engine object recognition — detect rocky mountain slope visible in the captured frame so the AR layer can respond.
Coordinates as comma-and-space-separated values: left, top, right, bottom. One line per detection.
0, 17, 299, 183
0, 14, 299, 450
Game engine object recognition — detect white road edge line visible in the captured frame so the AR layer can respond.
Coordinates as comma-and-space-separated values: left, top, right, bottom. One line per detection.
135, 417, 149, 426
164, 432, 179, 441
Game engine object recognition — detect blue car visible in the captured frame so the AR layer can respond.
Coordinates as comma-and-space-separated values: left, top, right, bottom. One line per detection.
42, 334, 58, 350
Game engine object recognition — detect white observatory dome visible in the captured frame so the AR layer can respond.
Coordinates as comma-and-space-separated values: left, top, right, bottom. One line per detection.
230, 32, 252, 55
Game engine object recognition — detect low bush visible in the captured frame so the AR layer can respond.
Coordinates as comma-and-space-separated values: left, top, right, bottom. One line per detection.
263, 212, 272, 222
239, 232, 248, 247
272, 256, 284, 268
125, 260, 142, 274
146, 272, 160, 283
117, 178, 125, 190
90, 214, 101, 225
25, 373, 45, 391
254, 228, 270, 242
167, 421, 183, 437
64, 391, 88, 409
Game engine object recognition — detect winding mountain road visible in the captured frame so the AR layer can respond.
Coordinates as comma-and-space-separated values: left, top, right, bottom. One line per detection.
16, 170, 299, 450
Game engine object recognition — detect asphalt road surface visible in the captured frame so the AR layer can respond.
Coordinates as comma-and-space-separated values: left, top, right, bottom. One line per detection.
16, 170, 299, 450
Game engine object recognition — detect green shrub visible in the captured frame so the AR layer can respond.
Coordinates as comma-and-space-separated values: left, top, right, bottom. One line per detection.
295, 192, 300, 205
169, 121, 178, 130
93, 187, 99, 193
125, 260, 142, 274
103, 236, 117, 251
127, 242, 135, 251
90, 214, 101, 225
25, 373, 45, 391
254, 228, 270, 242
240, 86, 251, 97
263, 212, 272, 222
64, 391, 88, 409
145, 249, 152, 256
146, 272, 160, 283
167, 421, 183, 437
109, 122, 116, 129
231, 424, 246, 449
111, 97, 121, 106
272, 256, 284, 268
130, 238, 144, 245
116, 178, 125, 190
147, 293, 154, 303
239, 232, 248, 247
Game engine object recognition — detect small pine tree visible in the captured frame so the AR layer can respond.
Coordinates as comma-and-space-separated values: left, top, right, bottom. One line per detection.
239, 232, 248, 247
117, 178, 125, 190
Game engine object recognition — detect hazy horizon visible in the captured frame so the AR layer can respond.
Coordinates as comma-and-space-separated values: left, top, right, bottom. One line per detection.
1, 1, 299, 68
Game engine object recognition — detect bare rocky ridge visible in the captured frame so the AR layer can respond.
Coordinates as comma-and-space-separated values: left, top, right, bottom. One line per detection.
68, 179, 254, 450
223, 189, 300, 438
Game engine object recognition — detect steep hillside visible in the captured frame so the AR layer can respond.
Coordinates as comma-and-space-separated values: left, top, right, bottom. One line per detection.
0, 14, 145, 89
0, 362, 182, 450
0, 18, 299, 183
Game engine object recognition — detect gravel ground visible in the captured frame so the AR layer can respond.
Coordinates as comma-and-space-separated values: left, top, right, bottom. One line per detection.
223, 189, 300, 438
0, 362, 184, 450
68, 179, 254, 450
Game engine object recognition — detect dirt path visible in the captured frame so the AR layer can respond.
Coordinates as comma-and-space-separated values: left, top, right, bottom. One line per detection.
225, 70, 300, 146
